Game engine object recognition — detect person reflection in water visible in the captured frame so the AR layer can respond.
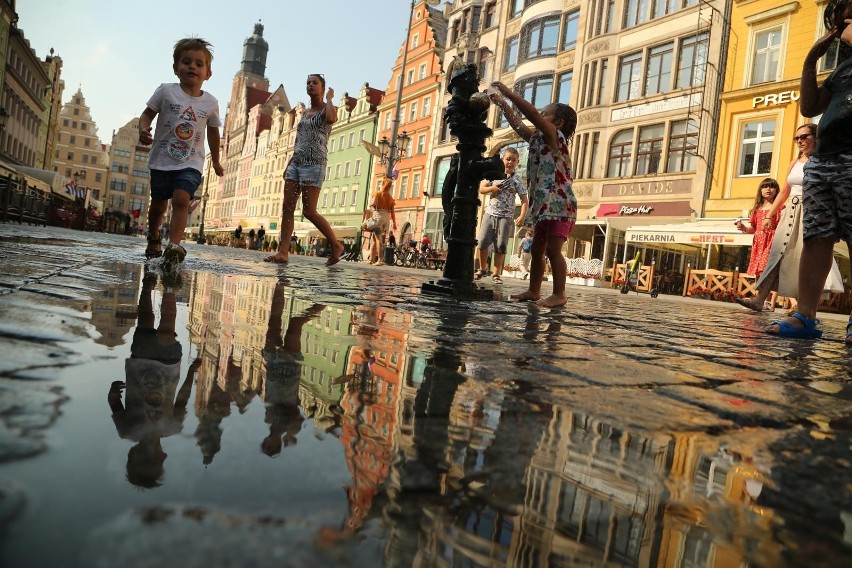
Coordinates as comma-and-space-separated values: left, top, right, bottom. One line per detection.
108, 272, 198, 488
260, 279, 325, 457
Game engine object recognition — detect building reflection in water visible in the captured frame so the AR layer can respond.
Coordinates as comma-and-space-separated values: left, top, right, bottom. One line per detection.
180, 270, 778, 566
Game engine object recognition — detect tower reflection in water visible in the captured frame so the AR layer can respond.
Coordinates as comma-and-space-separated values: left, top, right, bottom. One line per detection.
182, 271, 773, 566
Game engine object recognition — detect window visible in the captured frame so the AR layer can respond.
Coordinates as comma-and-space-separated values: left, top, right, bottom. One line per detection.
418, 63, 427, 80
384, 112, 391, 130
69, 135, 76, 144
616, 51, 643, 101
653, 0, 679, 18
608, 130, 633, 177
521, 16, 560, 60
558, 71, 573, 105
322, 194, 328, 208
644, 43, 674, 96
634, 124, 664, 175
341, 190, 347, 207
95, 173, 103, 182
62, 119, 69, 127
399, 176, 409, 199
351, 186, 359, 206
504, 35, 519, 72
412, 34, 419, 49
331, 192, 337, 208
750, 27, 782, 85
510, 0, 524, 18
407, 69, 415, 85
422, 96, 431, 117
339, 135, 344, 149
484, 2, 497, 28
676, 32, 708, 89
625, 0, 651, 28
67, 151, 74, 160
330, 139, 336, 152
413, 173, 421, 197
417, 134, 426, 154
738, 119, 775, 176
562, 10, 580, 51
667, 119, 698, 172
400, 105, 406, 124
348, 132, 355, 148
355, 159, 362, 175
589, 0, 616, 37
345, 161, 351, 177
335, 164, 341, 178
451, 19, 461, 44
359, 128, 366, 141
518, 75, 554, 108
409, 102, 418, 122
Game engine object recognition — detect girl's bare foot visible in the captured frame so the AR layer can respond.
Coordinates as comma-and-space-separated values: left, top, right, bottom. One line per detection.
510, 290, 540, 302
535, 294, 567, 307
263, 253, 289, 264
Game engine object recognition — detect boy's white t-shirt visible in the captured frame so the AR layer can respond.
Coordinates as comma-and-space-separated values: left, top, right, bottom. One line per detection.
146, 83, 222, 173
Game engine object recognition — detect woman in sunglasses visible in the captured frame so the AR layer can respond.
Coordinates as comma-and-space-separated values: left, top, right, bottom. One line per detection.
736, 123, 843, 313
265, 73, 345, 266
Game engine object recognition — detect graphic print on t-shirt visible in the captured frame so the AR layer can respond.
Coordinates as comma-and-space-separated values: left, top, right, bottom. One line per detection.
174, 121, 194, 141
167, 139, 190, 161
179, 106, 197, 122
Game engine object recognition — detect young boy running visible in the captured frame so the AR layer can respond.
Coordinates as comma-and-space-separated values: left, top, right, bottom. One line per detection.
139, 37, 224, 277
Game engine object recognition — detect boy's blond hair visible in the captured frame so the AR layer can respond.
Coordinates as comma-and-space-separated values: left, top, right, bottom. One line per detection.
173, 38, 214, 69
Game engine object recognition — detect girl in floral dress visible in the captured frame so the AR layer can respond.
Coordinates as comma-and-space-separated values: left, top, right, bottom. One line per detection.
489, 81, 577, 307
736, 178, 781, 278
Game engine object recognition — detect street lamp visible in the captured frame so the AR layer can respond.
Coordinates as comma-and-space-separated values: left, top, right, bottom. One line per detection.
0, 108, 9, 132
378, 130, 410, 170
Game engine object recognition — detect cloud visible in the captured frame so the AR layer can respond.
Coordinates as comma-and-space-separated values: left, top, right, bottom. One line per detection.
82, 41, 112, 69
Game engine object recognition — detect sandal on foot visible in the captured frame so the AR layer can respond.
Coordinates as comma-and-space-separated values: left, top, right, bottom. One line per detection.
263, 255, 288, 264
474, 270, 485, 280
765, 312, 822, 339
145, 232, 162, 259
492, 275, 503, 284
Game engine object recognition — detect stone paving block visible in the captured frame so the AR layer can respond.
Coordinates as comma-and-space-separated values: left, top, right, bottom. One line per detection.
530, 356, 705, 387
0, 337, 88, 374
656, 385, 790, 427
714, 380, 852, 422
543, 385, 735, 432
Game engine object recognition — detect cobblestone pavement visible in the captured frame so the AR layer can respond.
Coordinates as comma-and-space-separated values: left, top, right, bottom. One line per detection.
0, 224, 850, 567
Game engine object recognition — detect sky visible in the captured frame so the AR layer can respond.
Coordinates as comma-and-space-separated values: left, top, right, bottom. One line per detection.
19, 0, 444, 140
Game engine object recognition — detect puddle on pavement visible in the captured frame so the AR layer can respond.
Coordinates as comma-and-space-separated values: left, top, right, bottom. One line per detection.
1, 261, 851, 567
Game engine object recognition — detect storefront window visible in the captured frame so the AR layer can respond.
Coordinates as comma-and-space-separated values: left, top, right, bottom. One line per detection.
608, 130, 633, 177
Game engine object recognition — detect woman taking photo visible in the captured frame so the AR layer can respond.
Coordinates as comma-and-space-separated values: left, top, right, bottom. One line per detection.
367, 178, 396, 266
264, 74, 344, 266
737, 123, 843, 312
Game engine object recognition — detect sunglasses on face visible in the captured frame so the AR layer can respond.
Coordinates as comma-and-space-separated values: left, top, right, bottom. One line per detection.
793, 134, 813, 142
760, 185, 777, 190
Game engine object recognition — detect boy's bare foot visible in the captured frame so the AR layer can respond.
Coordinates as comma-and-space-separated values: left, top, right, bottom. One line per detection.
535, 294, 567, 308
510, 290, 540, 302
263, 253, 289, 264
326, 243, 345, 266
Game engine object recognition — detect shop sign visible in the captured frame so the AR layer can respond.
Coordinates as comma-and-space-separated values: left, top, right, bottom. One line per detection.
620, 205, 654, 215
611, 93, 702, 121
270, 222, 277, 229
597, 200, 693, 218
601, 179, 691, 197
752, 90, 799, 108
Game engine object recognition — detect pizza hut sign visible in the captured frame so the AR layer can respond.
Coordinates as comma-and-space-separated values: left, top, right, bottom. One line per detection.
619, 205, 654, 215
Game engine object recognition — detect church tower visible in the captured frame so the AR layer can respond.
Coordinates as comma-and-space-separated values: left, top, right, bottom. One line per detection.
241, 21, 268, 78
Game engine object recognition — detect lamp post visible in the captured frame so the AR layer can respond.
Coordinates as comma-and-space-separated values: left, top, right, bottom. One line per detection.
378, 131, 410, 174
384, 0, 418, 180
198, 192, 209, 244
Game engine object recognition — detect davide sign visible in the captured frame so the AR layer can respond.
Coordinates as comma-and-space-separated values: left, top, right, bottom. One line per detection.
601, 179, 692, 198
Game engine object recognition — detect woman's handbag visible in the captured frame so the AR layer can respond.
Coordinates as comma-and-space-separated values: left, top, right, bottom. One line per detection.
361, 217, 379, 232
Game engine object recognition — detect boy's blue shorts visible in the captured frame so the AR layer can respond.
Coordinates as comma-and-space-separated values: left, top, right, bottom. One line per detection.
150, 168, 202, 201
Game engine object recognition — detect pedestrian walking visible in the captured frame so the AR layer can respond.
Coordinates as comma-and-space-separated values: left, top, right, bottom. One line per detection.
766, 2, 852, 341
248, 228, 256, 249
474, 147, 528, 285
367, 178, 397, 265
256, 225, 266, 250
138, 37, 224, 277
489, 81, 577, 307
263, 74, 344, 266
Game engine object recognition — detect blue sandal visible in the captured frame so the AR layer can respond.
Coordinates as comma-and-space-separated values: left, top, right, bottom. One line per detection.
765, 312, 822, 339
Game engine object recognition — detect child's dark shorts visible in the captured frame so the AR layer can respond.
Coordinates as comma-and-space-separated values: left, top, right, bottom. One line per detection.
130, 328, 182, 364
150, 168, 202, 201
802, 153, 852, 244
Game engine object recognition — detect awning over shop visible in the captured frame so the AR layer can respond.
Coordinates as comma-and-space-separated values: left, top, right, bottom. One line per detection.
306, 225, 359, 239
625, 219, 752, 246
2, 162, 73, 201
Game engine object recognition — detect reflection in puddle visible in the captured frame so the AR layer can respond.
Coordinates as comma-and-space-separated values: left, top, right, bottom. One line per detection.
2, 263, 850, 567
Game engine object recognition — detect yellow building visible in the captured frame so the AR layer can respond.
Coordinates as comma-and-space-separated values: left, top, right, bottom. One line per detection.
707, 0, 834, 217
